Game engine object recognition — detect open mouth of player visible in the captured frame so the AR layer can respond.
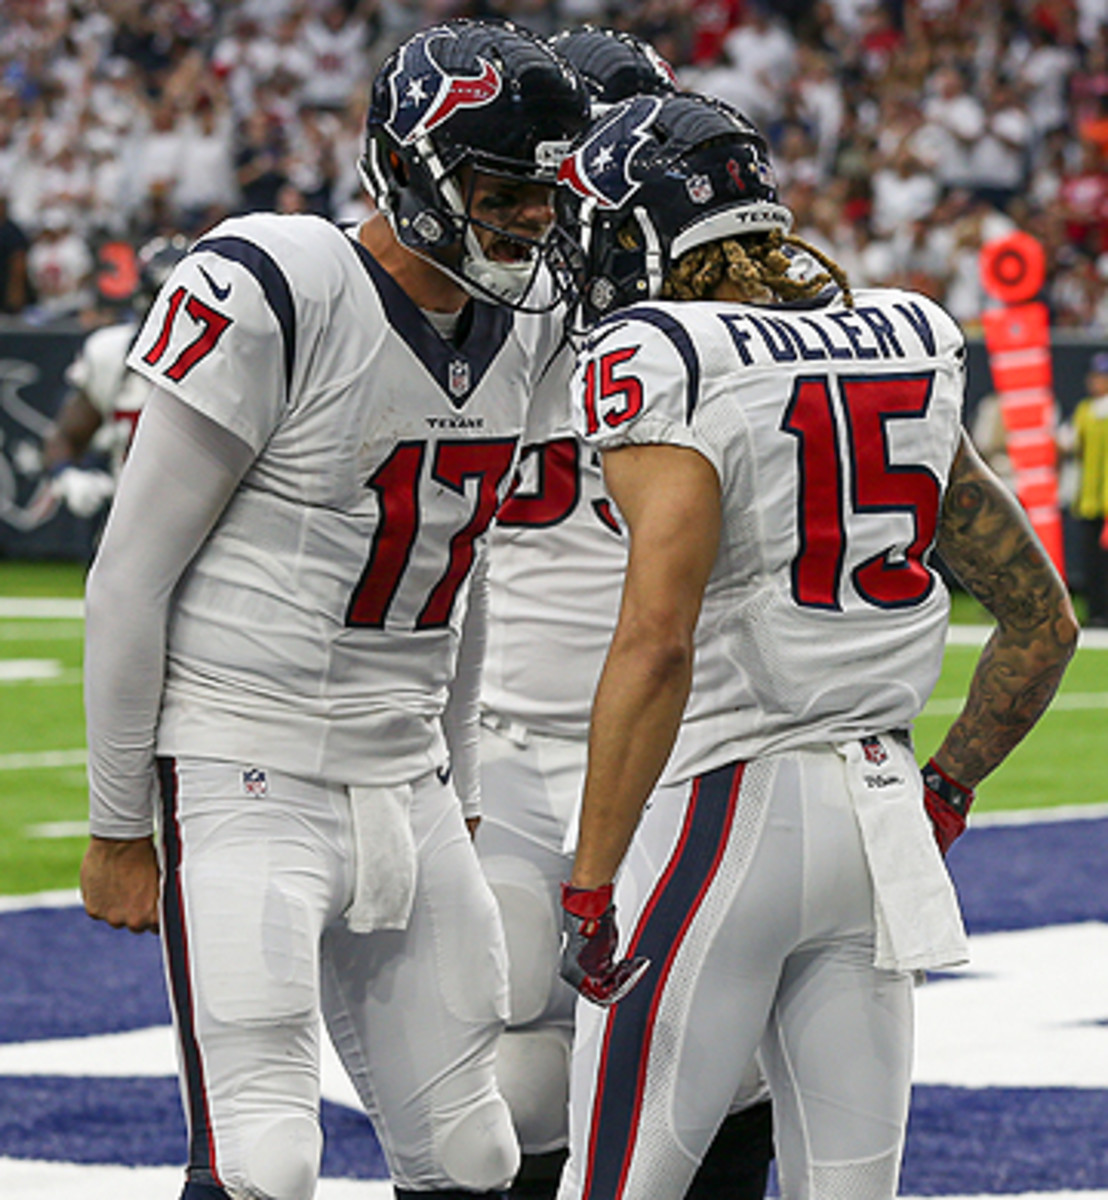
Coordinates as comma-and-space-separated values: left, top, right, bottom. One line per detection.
486, 234, 536, 264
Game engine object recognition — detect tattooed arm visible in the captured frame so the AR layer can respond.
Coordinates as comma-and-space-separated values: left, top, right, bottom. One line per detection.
930, 432, 1079, 788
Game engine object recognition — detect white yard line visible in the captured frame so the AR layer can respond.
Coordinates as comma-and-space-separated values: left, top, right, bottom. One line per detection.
0, 889, 81, 912
0, 1161, 1102, 1200
0, 599, 84, 619
0, 1162, 394, 1200
0, 748, 86, 770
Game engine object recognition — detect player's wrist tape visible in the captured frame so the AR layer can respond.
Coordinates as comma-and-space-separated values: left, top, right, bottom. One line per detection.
921, 758, 975, 816
561, 882, 614, 928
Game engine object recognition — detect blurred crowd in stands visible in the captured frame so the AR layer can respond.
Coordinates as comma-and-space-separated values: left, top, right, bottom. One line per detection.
1, 0, 1108, 332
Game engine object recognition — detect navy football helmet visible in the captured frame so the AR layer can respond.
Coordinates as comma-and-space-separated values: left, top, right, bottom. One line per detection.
135, 233, 190, 312
548, 25, 677, 113
361, 19, 590, 310
557, 92, 793, 325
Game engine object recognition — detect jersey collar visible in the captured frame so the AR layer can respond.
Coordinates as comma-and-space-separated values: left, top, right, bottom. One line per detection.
351, 239, 513, 409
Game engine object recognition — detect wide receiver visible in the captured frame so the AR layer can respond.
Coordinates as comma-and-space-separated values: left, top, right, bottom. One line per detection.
554, 93, 1077, 1200
478, 25, 772, 1200
79, 20, 589, 1200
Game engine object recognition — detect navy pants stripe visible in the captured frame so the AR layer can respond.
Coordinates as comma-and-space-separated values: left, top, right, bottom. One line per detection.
158, 755, 223, 1188
582, 761, 745, 1200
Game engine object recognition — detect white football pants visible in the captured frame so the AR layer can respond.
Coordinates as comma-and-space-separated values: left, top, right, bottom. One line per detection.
157, 756, 517, 1200
557, 747, 914, 1200
477, 721, 769, 1159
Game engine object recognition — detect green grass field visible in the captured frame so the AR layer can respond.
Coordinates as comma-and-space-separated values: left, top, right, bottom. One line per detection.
2, 559, 1106, 896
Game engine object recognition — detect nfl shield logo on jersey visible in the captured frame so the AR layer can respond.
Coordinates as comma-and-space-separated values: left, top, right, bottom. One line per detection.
449, 359, 471, 398
242, 767, 268, 797
862, 737, 888, 766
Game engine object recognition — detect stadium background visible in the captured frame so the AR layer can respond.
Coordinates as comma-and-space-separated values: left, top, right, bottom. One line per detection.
2, 0, 1108, 1195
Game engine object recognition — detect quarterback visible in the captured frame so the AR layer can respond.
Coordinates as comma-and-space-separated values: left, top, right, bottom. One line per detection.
79, 20, 588, 1200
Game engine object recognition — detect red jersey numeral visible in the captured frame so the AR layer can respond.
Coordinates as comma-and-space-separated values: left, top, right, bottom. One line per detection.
141, 285, 231, 382
419, 439, 517, 626
583, 346, 644, 435
496, 437, 580, 528
347, 442, 424, 627
781, 378, 844, 609
346, 438, 517, 629
782, 373, 940, 611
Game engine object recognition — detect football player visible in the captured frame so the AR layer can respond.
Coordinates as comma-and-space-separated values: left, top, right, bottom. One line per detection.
40, 235, 189, 519
79, 20, 588, 1200
478, 27, 772, 1200
553, 93, 1077, 1200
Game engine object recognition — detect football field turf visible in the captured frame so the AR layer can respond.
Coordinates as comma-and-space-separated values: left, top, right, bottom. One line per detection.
2, 558, 1105, 897
1, 558, 1107, 1198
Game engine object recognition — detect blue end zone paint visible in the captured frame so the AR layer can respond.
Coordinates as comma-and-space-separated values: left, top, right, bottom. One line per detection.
0, 908, 168, 1042
2, 1074, 1105, 1190
902, 1086, 1108, 1193
948, 817, 1108, 934
1, 816, 1105, 1188
0, 1076, 388, 1178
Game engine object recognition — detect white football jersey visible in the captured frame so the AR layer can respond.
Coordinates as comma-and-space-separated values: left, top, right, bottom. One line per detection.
483, 419, 626, 739
65, 321, 150, 472
574, 288, 966, 783
126, 212, 565, 786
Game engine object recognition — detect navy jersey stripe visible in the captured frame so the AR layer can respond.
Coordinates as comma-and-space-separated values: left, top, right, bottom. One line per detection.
590, 305, 701, 422
350, 238, 513, 408
158, 757, 223, 1188
582, 761, 744, 1200
192, 235, 296, 390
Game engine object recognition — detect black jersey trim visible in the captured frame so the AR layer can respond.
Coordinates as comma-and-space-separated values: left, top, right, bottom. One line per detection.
192, 235, 296, 390
590, 305, 701, 422
349, 238, 514, 409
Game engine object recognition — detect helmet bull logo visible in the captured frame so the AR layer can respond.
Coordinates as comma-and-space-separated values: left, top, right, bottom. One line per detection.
386, 30, 503, 145
558, 94, 663, 209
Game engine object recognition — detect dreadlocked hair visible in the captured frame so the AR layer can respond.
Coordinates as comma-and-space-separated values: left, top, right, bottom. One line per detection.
661, 229, 854, 308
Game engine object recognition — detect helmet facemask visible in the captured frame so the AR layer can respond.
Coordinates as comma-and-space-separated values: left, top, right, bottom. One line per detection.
440, 161, 567, 309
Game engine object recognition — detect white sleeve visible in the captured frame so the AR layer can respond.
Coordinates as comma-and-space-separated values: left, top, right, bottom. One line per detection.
573, 312, 724, 480
441, 543, 488, 821
84, 387, 254, 838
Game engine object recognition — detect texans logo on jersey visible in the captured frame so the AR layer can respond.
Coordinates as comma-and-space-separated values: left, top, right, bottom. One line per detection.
558, 94, 664, 210
385, 28, 502, 145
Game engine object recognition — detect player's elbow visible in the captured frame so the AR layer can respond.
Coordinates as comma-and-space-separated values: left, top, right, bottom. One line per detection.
1021, 576, 1080, 667
1054, 594, 1080, 666
617, 608, 696, 687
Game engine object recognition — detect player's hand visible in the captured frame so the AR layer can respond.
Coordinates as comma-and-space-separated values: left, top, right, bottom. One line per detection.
51, 467, 116, 518
51, 467, 115, 518
921, 758, 975, 856
560, 882, 649, 1007
80, 835, 160, 934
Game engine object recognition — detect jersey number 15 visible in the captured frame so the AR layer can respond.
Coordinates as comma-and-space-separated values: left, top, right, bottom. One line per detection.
781, 372, 941, 611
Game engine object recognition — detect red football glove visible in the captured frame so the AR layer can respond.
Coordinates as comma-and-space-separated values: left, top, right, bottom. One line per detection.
560, 882, 650, 1007
921, 758, 975, 856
